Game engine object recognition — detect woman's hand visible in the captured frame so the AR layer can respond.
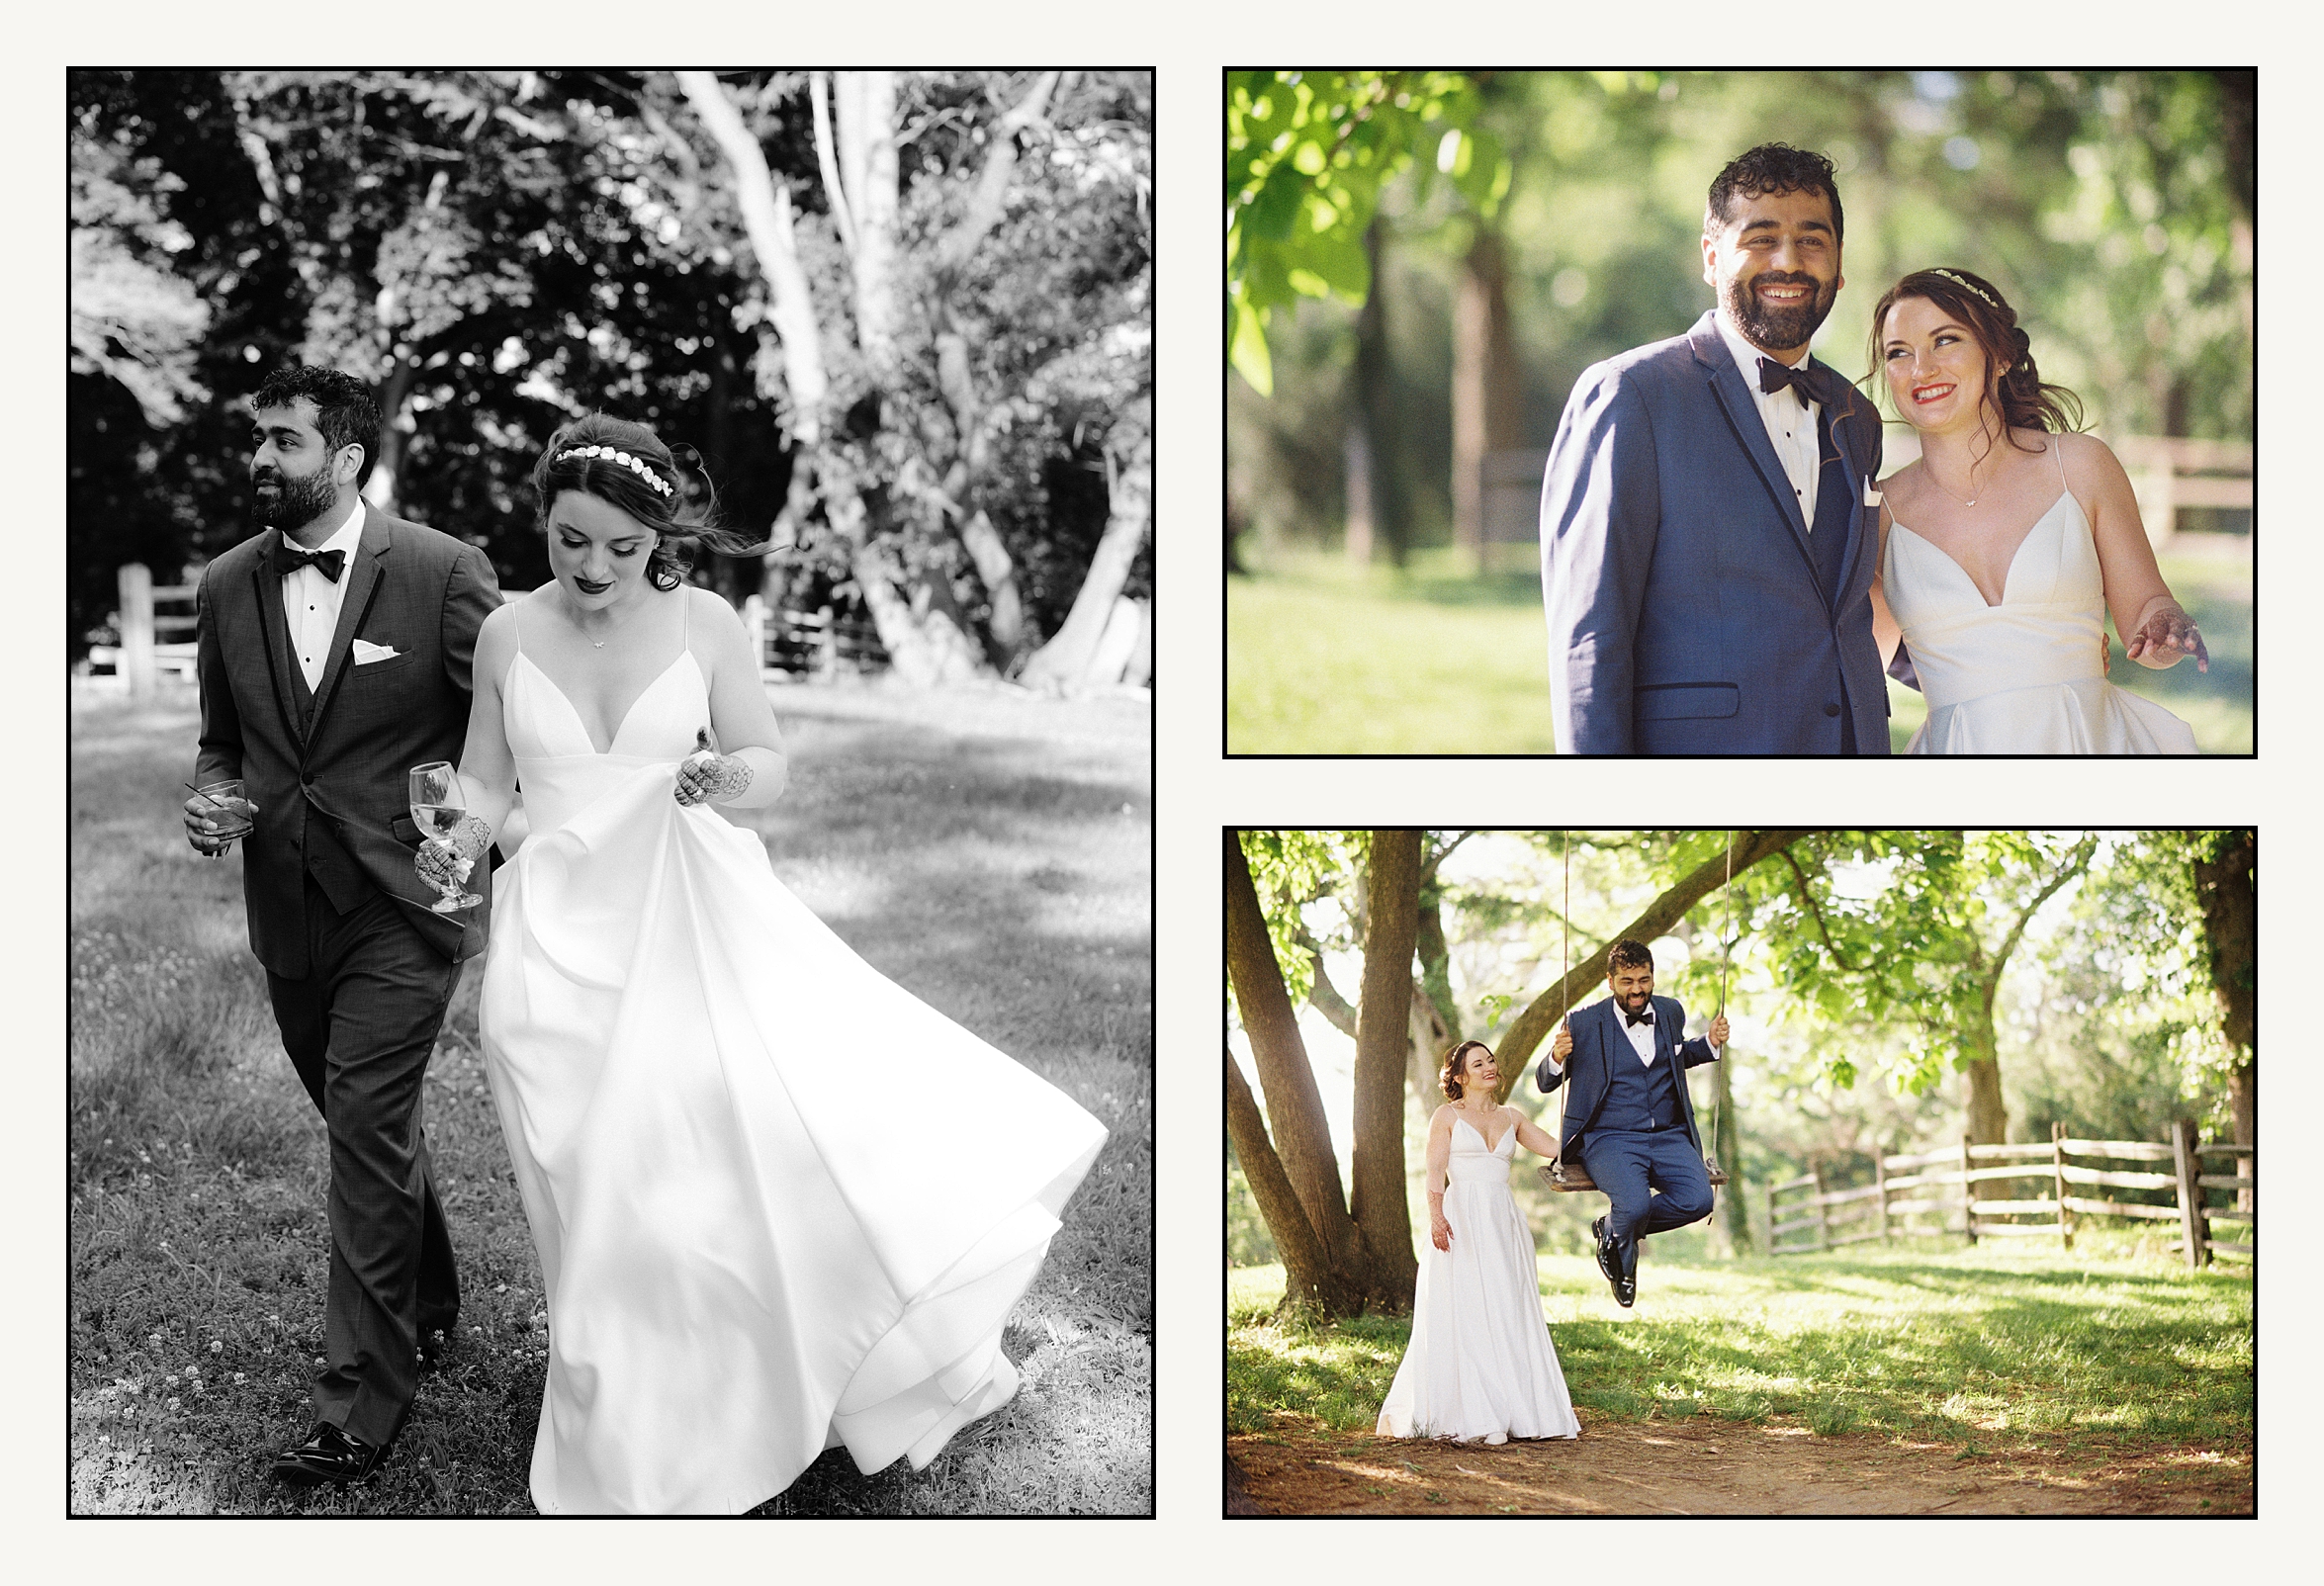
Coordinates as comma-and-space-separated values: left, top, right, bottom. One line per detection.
2123, 598, 2208, 671
417, 814, 492, 891
1430, 1209, 1454, 1253
675, 728, 753, 806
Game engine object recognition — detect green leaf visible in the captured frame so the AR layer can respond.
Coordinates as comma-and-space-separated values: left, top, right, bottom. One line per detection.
1230, 298, 1273, 396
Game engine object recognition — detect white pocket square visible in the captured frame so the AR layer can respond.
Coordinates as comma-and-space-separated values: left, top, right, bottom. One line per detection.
352, 640, 402, 664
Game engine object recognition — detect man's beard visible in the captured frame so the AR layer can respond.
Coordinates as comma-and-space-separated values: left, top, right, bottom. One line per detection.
1725, 271, 1836, 351
251, 467, 338, 532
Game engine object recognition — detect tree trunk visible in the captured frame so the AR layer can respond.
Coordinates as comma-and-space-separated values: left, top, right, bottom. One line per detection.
1347, 217, 1406, 565
1451, 226, 1523, 568
1494, 830, 1816, 1093
832, 71, 901, 387
2193, 829, 2255, 1209
1710, 1056, 1748, 1254
1350, 832, 1421, 1306
361, 354, 416, 515
1227, 1051, 1360, 1315
1960, 992, 2010, 1198
676, 73, 829, 443
1021, 396, 1151, 690
1224, 832, 1362, 1269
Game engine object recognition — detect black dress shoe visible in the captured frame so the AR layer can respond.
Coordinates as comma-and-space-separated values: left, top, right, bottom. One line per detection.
1592, 1215, 1622, 1294
1615, 1237, 1638, 1308
271, 1421, 390, 1487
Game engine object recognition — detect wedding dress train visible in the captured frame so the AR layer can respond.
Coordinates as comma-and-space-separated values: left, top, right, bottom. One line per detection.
478, 626, 1107, 1513
1377, 1117, 1578, 1444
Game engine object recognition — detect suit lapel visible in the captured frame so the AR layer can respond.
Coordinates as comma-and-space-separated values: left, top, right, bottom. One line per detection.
1824, 382, 1876, 600
1691, 316, 1819, 573
249, 533, 306, 748
305, 514, 391, 742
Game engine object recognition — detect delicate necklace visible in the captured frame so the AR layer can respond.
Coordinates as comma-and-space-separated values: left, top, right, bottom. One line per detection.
1924, 459, 1982, 508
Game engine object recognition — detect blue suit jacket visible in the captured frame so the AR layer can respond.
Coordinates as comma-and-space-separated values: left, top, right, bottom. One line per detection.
1534, 995, 1719, 1169
1540, 310, 1889, 754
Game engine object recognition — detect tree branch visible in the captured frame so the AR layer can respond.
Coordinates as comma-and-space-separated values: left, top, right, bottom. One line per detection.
1496, 829, 1815, 1089
1779, 845, 1871, 974
808, 71, 858, 259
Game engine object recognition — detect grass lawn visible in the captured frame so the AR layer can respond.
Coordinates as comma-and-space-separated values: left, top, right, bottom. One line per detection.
69, 679, 1151, 1515
1229, 545, 2252, 755
1228, 1236, 2252, 1449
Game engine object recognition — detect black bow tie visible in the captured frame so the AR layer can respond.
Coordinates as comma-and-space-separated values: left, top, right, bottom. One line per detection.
272, 542, 346, 582
1757, 356, 1832, 409
1624, 1006, 1654, 1028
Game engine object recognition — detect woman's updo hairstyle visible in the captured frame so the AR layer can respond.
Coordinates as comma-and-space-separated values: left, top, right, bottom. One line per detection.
1865, 268, 2085, 460
531, 412, 760, 589
1440, 1040, 1492, 1101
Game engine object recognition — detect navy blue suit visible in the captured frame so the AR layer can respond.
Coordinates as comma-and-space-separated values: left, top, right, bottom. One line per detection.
1536, 995, 1719, 1255
1540, 309, 1889, 754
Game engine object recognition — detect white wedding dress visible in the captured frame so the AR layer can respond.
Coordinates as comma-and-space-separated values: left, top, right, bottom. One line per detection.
1883, 449, 2197, 754
477, 618, 1108, 1514
1376, 1116, 1578, 1444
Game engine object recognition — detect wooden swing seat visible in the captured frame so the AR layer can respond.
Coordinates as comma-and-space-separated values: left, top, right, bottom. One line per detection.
1541, 1159, 1729, 1192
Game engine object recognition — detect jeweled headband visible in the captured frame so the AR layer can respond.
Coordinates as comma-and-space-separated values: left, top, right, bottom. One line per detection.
557, 445, 674, 498
1929, 269, 2001, 309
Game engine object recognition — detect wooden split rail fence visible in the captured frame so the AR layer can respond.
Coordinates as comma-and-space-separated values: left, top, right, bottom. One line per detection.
1768, 1120, 2253, 1270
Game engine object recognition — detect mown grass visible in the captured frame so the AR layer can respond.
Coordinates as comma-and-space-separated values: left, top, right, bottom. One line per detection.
69, 681, 1151, 1515
1227, 1238, 2252, 1450
1228, 545, 2252, 755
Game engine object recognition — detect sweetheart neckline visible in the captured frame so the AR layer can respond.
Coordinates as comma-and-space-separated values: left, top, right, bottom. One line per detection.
1888, 489, 2078, 610
1454, 1113, 1515, 1154
517, 649, 698, 756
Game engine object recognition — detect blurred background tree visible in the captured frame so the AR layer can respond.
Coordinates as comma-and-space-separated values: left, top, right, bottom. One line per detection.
68, 69, 1152, 687
1229, 69, 2253, 558
1228, 829, 2256, 1271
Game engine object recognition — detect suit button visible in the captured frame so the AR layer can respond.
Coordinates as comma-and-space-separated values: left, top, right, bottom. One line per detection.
1824, 702, 1841, 718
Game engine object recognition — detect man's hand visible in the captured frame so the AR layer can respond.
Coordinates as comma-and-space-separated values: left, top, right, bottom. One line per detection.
1708, 1013, 1730, 1047
417, 815, 492, 893
183, 792, 258, 856
1551, 1018, 1573, 1065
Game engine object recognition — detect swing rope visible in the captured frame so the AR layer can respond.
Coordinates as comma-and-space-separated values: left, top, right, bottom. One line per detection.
1706, 833, 1732, 1191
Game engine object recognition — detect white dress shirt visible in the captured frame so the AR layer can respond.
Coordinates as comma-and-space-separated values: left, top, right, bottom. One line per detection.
283, 502, 366, 693
1546, 1002, 1722, 1075
1715, 313, 1821, 527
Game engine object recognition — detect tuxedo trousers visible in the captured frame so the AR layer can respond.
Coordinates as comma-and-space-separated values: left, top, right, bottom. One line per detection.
265, 877, 463, 1448
1580, 1128, 1714, 1249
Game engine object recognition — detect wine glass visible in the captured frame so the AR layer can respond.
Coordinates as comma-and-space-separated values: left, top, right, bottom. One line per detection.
408, 760, 483, 913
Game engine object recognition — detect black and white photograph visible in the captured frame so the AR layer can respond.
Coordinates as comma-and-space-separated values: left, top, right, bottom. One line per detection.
67, 67, 1152, 1517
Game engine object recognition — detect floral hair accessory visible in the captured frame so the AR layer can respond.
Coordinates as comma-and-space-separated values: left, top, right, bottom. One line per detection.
1929, 269, 2001, 309
558, 445, 674, 498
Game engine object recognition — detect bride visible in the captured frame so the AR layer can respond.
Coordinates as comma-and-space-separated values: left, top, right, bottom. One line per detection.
417, 414, 1108, 1513
1377, 1041, 1578, 1445
1868, 267, 2207, 753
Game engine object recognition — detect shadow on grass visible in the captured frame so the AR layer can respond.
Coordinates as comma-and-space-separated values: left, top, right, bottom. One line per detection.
71, 686, 1152, 1516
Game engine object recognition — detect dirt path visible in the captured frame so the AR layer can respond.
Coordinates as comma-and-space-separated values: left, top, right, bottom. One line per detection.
1229, 1416, 2252, 1517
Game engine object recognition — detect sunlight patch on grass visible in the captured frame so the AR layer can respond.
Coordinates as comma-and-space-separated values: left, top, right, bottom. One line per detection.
1228, 1241, 2250, 1447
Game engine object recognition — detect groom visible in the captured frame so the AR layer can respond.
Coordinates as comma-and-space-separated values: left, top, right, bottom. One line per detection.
1540, 142, 1891, 753
1536, 940, 1725, 1307
183, 363, 500, 1484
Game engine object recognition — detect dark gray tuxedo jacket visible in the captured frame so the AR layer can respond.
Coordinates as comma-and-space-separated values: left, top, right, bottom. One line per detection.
1534, 995, 1719, 1170
1540, 310, 1889, 753
195, 509, 500, 978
